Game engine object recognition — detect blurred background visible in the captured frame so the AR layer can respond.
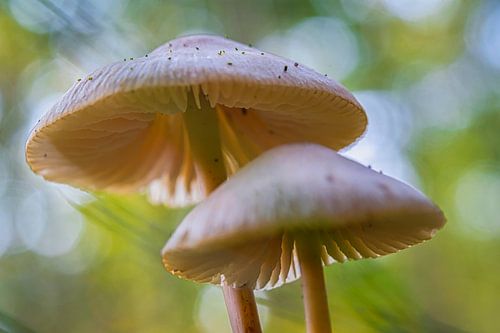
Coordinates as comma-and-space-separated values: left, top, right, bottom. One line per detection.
0, 0, 499, 332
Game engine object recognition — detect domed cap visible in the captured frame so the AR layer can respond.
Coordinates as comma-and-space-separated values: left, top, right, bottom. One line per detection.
25, 35, 366, 206
162, 143, 446, 290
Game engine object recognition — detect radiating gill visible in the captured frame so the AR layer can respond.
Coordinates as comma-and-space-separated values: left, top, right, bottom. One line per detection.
170, 86, 188, 112
191, 85, 201, 109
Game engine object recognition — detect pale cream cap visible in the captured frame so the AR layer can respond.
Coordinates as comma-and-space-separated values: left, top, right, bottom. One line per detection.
26, 35, 366, 206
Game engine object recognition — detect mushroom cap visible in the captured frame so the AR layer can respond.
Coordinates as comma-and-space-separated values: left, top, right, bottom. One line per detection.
25, 35, 366, 206
162, 143, 446, 290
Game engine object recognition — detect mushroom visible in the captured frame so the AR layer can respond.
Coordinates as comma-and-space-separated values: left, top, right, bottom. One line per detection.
25, 35, 366, 332
162, 143, 446, 332
25, 34, 366, 206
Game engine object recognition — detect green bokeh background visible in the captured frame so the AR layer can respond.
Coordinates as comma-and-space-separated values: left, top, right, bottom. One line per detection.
0, 1, 499, 332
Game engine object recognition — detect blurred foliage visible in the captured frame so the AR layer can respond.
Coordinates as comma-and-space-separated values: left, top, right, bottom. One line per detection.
1, 0, 499, 332
410, 106, 500, 333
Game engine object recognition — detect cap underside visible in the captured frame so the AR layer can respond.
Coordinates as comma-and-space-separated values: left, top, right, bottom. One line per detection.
163, 215, 440, 290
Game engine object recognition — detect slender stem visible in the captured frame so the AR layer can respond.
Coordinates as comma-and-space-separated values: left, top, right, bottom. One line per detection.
182, 94, 226, 190
182, 94, 262, 333
296, 235, 332, 333
223, 285, 262, 333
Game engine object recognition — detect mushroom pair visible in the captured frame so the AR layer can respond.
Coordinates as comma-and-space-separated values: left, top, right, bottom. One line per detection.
162, 143, 446, 332
26, 35, 367, 332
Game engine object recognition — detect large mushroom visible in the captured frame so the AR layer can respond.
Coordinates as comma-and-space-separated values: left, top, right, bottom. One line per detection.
162, 143, 446, 332
25, 35, 367, 332
26, 34, 366, 206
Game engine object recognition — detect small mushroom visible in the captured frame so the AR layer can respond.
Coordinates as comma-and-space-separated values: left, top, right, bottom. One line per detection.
162, 143, 446, 332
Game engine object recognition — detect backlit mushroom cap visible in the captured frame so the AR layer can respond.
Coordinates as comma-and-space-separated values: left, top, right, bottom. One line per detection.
26, 35, 366, 206
162, 143, 445, 290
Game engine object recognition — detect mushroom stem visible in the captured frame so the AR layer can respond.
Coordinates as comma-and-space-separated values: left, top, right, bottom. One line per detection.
182, 94, 226, 190
183, 94, 262, 332
296, 234, 332, 333
223, 285, 262, 333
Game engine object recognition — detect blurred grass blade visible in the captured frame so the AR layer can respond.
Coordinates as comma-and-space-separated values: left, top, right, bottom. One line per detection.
0, 311, 36, 333
75, 193, 192, 256
260, 261, 423, 331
